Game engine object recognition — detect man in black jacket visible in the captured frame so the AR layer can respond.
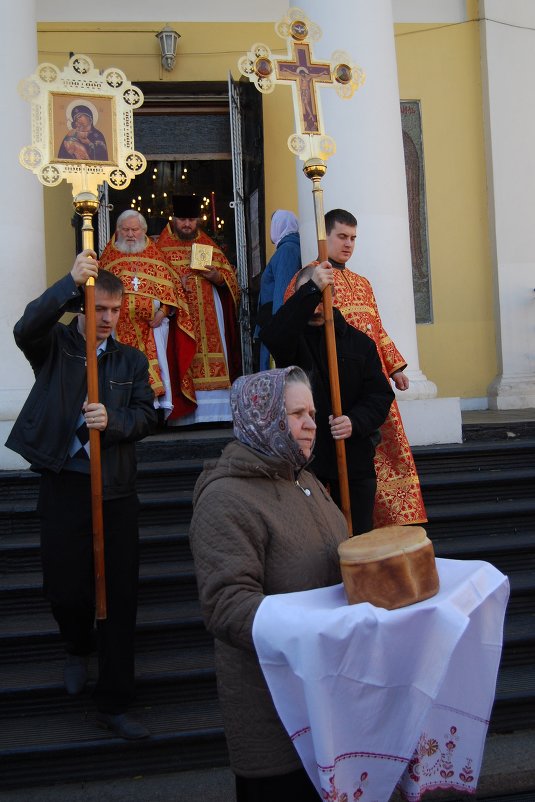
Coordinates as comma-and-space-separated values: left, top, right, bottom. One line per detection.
259, 262, 394, 535
6, 251, 157, 739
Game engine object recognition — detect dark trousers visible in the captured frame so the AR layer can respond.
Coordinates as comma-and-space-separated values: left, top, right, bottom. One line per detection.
323, 473, 377, 536
38, 471, 140, 714
235, 768, 319, 801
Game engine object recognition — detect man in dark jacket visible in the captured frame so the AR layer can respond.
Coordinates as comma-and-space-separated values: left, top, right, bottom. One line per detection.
259, 262, 394, 535
6, 250, 157, 739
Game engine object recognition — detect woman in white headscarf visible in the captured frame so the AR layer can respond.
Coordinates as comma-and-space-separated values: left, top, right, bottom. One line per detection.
256, 210, 302, 370
189, 367, 348, 801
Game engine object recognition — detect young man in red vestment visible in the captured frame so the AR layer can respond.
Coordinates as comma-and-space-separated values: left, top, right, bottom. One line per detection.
158, 195, 240, 425
259, 262, 394, 534
285, 208, 427, 528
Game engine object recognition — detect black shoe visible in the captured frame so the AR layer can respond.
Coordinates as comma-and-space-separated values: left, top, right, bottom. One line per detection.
96, 712, 150, 740
63, 654, 88, 696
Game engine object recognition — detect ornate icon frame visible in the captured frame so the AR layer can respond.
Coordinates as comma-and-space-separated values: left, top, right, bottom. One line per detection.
18, 54, 146, 197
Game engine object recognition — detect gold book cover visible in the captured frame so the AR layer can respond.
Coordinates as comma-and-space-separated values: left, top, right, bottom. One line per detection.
190, 243, 213, 271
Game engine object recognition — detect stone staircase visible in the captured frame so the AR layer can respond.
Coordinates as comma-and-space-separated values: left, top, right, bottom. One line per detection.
0, 422, 534, 798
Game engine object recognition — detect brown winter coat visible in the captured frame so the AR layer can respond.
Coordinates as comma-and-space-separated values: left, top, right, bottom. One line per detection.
189, 439, 348, 777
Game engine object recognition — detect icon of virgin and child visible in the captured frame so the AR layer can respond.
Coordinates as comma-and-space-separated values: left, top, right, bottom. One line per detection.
57, 100, 109, 161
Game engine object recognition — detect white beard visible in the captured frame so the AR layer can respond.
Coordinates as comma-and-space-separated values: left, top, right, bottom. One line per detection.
115, 236, 146, 254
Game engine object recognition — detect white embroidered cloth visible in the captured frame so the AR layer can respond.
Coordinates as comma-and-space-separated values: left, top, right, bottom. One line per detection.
252, 558, 509, 801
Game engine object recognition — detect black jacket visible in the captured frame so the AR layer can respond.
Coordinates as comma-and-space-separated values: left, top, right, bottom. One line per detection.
259, 280, 394, 482
5, 274, 157, 499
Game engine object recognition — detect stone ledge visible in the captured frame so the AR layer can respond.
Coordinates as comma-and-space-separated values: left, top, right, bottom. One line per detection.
397, 397, 463, 446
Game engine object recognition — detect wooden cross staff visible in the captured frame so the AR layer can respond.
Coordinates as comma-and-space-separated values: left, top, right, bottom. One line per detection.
76, 194, 106, 618
18, 54, 146, 616
239, 8, 365, 534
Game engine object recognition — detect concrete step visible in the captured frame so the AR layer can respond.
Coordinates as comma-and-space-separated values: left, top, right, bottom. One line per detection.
0, 559, 199, 616
0, 424, 534, 797
1, 730, 534, 801
2, 435, 534, 504
0, 599, 206, 661
0, 698, 228, 790
412, 436, 535, 473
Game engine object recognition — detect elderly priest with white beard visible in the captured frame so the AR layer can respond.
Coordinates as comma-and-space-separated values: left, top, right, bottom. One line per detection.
99, 210, 196, 421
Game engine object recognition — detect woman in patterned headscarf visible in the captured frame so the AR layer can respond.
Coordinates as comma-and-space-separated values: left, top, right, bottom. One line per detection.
189, 367, 348, 801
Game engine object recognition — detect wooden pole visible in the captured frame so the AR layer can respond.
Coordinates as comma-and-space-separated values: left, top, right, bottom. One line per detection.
303, 159, 353, 535
74, 192, 107, 619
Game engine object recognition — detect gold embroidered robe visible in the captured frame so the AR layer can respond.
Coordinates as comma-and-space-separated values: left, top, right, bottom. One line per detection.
285, 267, 427, 527
158, 225, 240, 393
99, 235, 195, 409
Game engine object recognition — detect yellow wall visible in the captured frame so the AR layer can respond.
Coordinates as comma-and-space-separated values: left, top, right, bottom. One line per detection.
262, 90, 299, 261
43, 183, 76, 285
395, 12, 496, 399
37, 21, 297, 280
38, 15, 495, 399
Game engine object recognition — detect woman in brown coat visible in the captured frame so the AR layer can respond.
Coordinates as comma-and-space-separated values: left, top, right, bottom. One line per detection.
189, 366, 348, 801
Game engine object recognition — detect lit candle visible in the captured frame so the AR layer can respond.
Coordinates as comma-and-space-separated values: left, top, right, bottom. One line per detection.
211, 191, 216, 231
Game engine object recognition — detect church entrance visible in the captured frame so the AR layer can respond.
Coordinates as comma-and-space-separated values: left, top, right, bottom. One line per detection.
98, 79, 265, 374
107, 158, 237, 269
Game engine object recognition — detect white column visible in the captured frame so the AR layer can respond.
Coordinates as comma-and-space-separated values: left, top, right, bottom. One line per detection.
0, 0, 46, 469
481, 1, 535, 409
294, 0, 462, 443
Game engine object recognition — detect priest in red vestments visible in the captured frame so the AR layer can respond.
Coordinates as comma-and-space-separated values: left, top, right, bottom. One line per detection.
99, 211, 196, 420
158, 195, 240, 425
284, 208, 427, 529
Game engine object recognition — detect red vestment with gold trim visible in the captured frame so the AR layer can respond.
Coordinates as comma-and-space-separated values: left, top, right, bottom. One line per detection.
285, 267, 427, 527
99, 235, 196, 414
158, 225, 240, 413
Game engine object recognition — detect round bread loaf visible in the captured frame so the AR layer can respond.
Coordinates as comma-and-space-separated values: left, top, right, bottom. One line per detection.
338, 525, 439, 610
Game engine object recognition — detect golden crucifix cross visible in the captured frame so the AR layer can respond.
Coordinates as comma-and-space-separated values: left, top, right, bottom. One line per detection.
239, 8, 365, 535
238, 7, 364, 163
276, 42, 332, 135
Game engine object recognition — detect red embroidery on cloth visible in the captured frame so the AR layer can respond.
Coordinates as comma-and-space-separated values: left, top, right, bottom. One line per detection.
284, 266, 427, 526
399, 724, 479, 800
293, 723, 478, 802
291, 725, 311, 741
320, 770, 375, 801
291, 725, 475, 802
459, 758, 475, 784
321, 773, 349, 801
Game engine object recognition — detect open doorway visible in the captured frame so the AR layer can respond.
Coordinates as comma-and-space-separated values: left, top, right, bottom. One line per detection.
95, 80, 265, 373
107, 158, 236, 266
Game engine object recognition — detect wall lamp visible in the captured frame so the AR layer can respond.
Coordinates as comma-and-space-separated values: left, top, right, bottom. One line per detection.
156, 25, 181, 72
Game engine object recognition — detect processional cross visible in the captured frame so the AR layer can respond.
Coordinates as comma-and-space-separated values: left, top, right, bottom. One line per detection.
19, 54, 147, 617
276, 42, 332, 135
239, 8, 365, 533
